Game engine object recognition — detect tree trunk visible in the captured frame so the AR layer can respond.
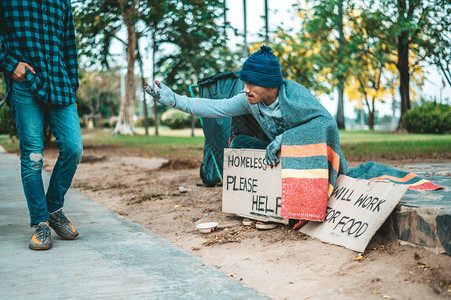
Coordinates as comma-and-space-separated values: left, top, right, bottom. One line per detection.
397, 31, 410, 130
335, 0, 345, 129
391, 92, 397, 130
396, 0, 411, 130
368, 111, 374, 130
336, 83, 345, 129
368, 97, 376, 130
115, 1, 137, 136
152, 29, 159, 136
137, 49, 149, 135
362, 92, 372, 130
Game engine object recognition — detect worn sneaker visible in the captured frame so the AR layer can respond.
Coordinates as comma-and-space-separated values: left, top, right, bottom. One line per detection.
29, 222, 52, 250
48, 209, 79, 240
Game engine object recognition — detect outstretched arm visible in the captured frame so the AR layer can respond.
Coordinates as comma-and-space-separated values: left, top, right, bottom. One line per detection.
144, 80, 250, 118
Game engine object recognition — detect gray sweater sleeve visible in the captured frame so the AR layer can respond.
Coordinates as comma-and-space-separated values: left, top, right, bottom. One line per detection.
174, 92, 251, 118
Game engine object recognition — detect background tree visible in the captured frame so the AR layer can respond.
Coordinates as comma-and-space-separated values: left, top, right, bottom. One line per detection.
293, 0, 356, 129
271, 30, 332, 96
77, 67, 122, 127
0, 43, 13, 136
151, 1, 240, 95
0, 73, 4, 105
74, 0, 140, 135
0, 73, 15, 136
365, 0, 450, 129
74, 0, 237, 135
422, 0, 451, 86
344, 7, 394, 130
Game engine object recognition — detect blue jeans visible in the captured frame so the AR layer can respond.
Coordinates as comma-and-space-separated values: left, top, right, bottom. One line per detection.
10, 81, 83, 226
229, 135, 269, 149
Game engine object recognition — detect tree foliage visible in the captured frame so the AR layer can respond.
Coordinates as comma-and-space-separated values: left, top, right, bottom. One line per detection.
74, 0, 142, 135
273, 0, 447, 130
77, 68, 122, 122
74, 0, 239, 135
0, 73, 16, 137
403, 101, 451, 133
364, 0, 450, 129
271, 31, 332, 96
293, 0, 357, 129
0, 73, 5, 103
151, 1, 241, 95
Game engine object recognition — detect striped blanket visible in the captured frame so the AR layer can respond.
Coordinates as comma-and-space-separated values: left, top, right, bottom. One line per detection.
280, 128, 443, 223
280, 116, 347, 221
277, 81, 442, 224
345, 162, 443, 190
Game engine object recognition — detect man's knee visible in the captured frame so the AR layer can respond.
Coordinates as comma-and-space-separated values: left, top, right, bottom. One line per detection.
24, 152, 44, 171
63, 142, 83, 163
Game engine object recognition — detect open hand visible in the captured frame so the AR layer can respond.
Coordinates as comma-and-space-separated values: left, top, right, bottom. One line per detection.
143, 80, 176, 107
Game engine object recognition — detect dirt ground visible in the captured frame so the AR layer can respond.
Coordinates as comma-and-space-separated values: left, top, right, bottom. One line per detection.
42, 144, 451, 300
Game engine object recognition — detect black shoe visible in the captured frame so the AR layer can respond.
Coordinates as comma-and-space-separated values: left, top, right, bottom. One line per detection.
48, 209, 79, 240
29, 222, 52, 250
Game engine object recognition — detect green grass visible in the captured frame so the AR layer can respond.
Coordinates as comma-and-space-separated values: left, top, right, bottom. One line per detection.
339, 130, 451, 143
339, 130, 451, 160
82, 129, 205, 160
1, 129, 450, 161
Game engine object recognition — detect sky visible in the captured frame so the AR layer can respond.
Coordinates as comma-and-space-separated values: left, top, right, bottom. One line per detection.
224, 0, 451, 121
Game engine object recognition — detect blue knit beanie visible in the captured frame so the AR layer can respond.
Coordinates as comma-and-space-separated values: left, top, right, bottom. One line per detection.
239, 45, 283, 88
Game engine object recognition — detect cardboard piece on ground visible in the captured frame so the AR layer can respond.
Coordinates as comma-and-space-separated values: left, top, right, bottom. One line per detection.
300, 175, 409, 252
222, 148, 287, 224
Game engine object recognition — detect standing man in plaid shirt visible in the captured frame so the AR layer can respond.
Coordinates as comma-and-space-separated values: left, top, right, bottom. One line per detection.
0, 0, 83, 250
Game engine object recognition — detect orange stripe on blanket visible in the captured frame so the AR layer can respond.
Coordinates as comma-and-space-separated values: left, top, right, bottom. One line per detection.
282, 144, 340, 172
369, 173, 416, 183
282, 143, 326, 157
328, 183, 334, 197
326, 146, 340, 173
369, 175, 443, 190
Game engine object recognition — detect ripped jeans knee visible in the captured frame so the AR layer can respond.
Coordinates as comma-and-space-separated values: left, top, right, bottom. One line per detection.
25, 152, 44, 171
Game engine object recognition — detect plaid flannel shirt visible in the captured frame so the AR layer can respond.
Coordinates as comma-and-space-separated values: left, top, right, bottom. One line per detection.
0, 0, 79, 105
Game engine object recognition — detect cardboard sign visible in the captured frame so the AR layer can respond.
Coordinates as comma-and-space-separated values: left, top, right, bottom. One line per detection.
300, 175, 409, 252
222, 148, 288, 224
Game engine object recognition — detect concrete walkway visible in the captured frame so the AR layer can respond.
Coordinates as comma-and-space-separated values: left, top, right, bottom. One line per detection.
0, 152, 267, 299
